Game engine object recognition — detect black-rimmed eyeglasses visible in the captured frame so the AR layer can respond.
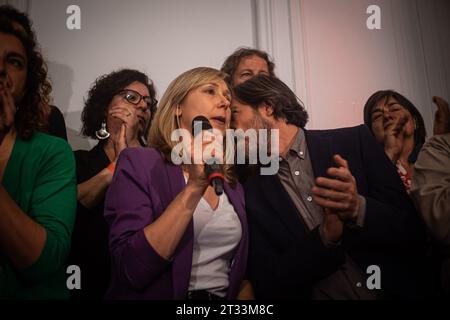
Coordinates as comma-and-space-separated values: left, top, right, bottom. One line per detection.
118, 89, 157, 111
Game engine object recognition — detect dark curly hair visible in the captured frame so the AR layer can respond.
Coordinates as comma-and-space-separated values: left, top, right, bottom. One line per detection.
233, 75, 309, 128
221, 47, 275, 86
363, 90, 427, 147
0, 5, 52, 139
81, 69, 157, 140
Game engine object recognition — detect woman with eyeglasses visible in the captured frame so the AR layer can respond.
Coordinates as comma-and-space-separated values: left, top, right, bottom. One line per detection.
69, 69, 157, 299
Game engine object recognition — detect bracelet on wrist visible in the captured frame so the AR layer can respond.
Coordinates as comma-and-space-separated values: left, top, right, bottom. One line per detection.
107, 162, 116, 174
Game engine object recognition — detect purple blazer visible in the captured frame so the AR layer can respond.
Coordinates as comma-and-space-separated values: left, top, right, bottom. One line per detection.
104, 147, 248, 299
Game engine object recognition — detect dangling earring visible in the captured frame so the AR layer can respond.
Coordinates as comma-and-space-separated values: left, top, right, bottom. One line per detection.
95, 120, 110, 140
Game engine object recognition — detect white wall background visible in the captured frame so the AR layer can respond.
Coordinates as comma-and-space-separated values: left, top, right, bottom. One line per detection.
24, 0, 256, 150
2, 0, 449, 150
254, 0, 450, 132
289, 0, 450, 131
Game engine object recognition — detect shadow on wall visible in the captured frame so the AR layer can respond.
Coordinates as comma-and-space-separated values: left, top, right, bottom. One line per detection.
66, 111, 93, 151
48, 61, 73, 115
47, 60, 91, 151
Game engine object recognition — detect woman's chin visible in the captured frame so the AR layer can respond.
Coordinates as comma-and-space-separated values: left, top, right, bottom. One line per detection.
212, 126, 226, 136
210, 121, 227, 134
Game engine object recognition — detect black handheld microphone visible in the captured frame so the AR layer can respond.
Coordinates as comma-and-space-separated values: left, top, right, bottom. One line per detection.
191, 116, 224, 196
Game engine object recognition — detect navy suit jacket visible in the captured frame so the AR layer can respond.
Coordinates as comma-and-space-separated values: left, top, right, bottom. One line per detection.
244, 125, 429, 299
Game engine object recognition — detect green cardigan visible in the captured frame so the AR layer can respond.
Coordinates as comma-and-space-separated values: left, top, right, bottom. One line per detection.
0, 132, 76, 299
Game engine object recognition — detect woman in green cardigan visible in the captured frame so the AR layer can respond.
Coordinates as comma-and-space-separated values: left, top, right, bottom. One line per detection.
0, 17, 76, 299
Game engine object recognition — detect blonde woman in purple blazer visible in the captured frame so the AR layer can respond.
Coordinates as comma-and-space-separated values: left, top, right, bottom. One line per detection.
104, 67, 249, 300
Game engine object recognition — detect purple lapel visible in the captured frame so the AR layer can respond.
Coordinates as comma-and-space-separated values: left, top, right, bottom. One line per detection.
164, 164, 194, 299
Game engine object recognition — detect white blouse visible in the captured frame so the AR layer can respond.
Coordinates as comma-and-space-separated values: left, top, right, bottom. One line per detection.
188, 192, 242, 297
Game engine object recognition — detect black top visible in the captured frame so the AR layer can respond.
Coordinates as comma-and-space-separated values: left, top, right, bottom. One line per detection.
47, 106, 68, 141
69, 143, 111, 299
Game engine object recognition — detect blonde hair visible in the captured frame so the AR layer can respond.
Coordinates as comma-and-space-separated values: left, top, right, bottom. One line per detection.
149, 67, 236, 185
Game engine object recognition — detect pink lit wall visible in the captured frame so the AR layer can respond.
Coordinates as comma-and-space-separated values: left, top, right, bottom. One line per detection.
294, 0, 450, 133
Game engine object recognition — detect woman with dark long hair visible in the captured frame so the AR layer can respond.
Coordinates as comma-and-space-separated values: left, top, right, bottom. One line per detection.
0, 17, 76, 299
0, 5, 67, 140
